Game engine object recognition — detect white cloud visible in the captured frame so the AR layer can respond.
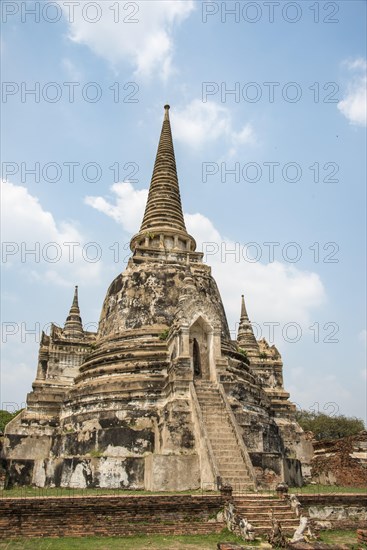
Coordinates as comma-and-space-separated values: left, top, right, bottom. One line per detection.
59, 0, 195, 79
338, 57, 367, 126
61, 58, 83, 81
287, 366, 351, 416
173, 99, 255, 153
345, 58, 367, 71
85, 183, 326, 330
185, 214, 325, 329
85, 182, 148, 234
1, 180, 102, 287
185, 213, 222, 243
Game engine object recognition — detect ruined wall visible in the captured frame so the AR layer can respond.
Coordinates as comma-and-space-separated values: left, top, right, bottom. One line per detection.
0, 494, 225, 539
311, 432, 367, 487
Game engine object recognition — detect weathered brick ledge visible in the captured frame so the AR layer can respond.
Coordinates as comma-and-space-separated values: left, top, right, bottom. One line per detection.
298, 493, 367, 531
0, 494, 225, 539
298, 493, 367, 506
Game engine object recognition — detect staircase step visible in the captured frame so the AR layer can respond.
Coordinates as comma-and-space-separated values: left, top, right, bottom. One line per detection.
236, 511, 296, 518
236, 507, 292, 513
211, 444, 238, 450
197, 398, 222, 401
210, 442, 238, 446
253, 520, 300, 526
235, 503, 287, 508
204, 424, 230, 429
217, 461, 246, 466
222, 475, 250, 479
253, 525, 299, 534
195, 395, 222, 400
217, 455, 246, 462
213, 449, 241, 454
209, 439, 236, 444
236, 506, 292, 513
200, 405, 225, 410
236, 493, 278, 504
219, 464, 249, 471
204, 417, 230, 423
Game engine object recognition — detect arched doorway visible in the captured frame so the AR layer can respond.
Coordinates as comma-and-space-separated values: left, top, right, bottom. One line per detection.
193, 338, 202, 378
189, 317, 212, 380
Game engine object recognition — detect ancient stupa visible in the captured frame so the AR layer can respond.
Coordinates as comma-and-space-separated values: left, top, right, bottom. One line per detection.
4, 106, 308, 490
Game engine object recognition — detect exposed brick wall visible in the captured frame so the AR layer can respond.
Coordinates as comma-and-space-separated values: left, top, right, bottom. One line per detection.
311, 433, 367, 487
1, 493, 366, 540
0, 494, 225, 539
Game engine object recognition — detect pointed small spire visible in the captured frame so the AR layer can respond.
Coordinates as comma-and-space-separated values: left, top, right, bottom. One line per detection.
64, 286, 84, 339
240, 294, 248, 319
237, 294, 260, 360
71, 285, 79, 308
130, 105, 196, 253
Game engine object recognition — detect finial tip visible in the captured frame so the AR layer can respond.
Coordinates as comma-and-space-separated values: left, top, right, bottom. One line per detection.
164, 104, 170, 121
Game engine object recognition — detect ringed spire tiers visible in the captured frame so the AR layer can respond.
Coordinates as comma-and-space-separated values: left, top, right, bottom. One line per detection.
130, 105, 196, 254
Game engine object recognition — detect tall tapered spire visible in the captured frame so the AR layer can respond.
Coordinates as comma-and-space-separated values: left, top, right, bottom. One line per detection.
237, 295, 260, 360
130, 105, 196, 254
64, 286, 84, 339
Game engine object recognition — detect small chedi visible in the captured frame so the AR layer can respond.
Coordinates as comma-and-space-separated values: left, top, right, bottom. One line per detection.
4, 106, 309, 491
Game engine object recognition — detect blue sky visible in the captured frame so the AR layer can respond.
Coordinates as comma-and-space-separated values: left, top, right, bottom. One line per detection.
1, 1, 366, 420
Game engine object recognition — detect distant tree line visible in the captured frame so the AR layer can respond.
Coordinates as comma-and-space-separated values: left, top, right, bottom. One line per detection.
296, 410, 365, 441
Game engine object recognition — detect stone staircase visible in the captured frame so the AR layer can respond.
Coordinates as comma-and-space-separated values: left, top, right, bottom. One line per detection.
233, 494, 300, 534
194, 380, 254, 490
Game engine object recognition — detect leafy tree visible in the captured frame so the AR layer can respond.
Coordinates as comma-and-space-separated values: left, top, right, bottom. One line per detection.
295, 410, 365, 441
0, 410, 22, 433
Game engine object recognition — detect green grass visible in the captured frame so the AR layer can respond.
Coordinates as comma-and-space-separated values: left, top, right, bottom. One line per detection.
289, 484, 367, 494
0, 487, 219, 499
319, 529, 366, 549
1, 531, 365, 549
0, 531, 254, 550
